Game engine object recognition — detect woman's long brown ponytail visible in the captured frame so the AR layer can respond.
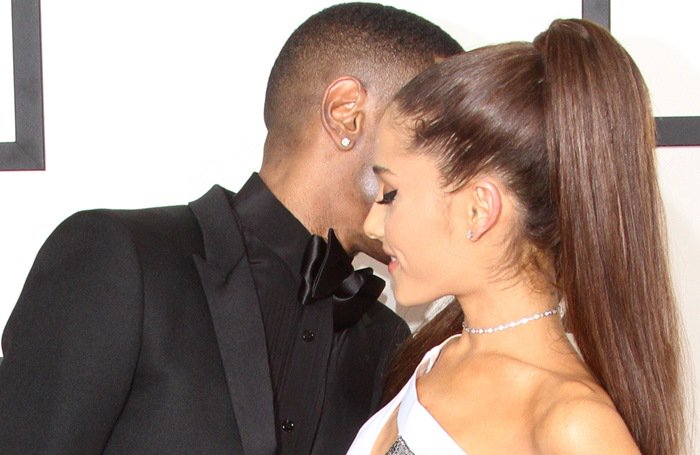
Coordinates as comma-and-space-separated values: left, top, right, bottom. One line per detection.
534, 19, 684, 454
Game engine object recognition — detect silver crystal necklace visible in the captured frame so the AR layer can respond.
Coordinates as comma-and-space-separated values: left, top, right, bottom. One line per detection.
461, 304, 562, 335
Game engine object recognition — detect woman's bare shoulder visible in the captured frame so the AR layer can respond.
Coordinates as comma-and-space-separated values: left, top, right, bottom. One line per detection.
533, 380, 640, 454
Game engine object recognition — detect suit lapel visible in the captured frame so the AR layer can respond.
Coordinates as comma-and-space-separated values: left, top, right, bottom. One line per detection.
189, 185, 276, 455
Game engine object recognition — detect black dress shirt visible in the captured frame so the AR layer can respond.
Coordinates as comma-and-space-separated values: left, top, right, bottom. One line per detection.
233, 174, 359, 454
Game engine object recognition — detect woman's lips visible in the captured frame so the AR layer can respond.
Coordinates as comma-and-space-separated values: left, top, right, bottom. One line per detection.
387, 256, 398, 273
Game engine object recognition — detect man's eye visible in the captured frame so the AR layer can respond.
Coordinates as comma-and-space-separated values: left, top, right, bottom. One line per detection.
376, 190, 397, 205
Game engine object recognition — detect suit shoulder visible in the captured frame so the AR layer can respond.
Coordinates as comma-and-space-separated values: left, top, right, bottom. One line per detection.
52, 204, 192, 237
89, 203, 197, 233
27, 208, 148, 291
40, 209, 142, 261
3, 208, 147, 354
59, 203, 201, 252
363, 301, 411, 339
364, 300, 404, 324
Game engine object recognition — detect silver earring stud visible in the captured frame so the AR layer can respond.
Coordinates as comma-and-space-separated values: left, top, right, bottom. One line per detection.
340, 137, 351, 148
466, 230, 474, 240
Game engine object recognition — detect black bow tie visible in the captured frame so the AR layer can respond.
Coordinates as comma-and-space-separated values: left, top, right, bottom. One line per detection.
298, 229, 385, 330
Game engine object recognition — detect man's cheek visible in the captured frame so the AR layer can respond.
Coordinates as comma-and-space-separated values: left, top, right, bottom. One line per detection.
359, 165, 379, 203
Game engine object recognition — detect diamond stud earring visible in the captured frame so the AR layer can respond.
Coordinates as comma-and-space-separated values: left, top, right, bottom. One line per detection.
467, 230, 474, 240
340, 137, 351, 148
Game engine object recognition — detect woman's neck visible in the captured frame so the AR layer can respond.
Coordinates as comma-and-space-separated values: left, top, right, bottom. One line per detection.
453, 280, 568, 358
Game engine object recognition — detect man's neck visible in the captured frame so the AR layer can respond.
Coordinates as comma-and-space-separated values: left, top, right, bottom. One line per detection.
259, 166, 333, 241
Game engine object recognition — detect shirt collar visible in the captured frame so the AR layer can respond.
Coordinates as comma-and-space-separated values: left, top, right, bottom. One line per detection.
231, 173, 311, 282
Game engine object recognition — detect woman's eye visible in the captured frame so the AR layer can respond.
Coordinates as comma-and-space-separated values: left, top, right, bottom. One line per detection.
376, 189, 397, 205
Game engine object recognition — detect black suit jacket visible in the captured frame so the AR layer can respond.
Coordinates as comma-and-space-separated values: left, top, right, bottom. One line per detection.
0, 185, 409, 454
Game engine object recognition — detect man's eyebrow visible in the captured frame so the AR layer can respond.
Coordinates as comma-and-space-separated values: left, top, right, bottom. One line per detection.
372, 165, 394, 175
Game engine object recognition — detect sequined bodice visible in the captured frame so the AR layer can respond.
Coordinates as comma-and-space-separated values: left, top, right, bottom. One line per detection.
386, 436, 414, 454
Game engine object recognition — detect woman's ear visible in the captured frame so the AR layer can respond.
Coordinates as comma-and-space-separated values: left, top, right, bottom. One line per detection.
321, 76, 366, 151
464, 179, 502, 241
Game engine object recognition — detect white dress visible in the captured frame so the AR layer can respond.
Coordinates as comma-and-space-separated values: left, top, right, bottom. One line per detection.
347, 335, 466, 454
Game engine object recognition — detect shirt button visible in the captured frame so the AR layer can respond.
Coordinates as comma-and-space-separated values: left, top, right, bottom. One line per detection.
281, 419, 295, 433
301, 329, 315, 342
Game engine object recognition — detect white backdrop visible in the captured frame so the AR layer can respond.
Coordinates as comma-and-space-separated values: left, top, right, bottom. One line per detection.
1, 0, 699, 446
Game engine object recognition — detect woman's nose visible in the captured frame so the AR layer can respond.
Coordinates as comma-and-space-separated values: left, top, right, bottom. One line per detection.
363, 203, 385, 241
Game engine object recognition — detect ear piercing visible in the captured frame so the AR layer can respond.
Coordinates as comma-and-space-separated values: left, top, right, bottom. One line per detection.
467, 230, 474, 240
340, 137, 351, 148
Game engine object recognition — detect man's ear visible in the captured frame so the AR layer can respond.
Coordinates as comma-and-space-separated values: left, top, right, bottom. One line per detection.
321, 77, 366, 151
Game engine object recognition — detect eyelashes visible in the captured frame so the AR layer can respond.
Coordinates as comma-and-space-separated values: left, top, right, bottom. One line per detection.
376, 189, 397, 205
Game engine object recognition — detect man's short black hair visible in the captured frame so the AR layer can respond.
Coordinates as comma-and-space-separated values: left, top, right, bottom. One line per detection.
263, 2, 463, 138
